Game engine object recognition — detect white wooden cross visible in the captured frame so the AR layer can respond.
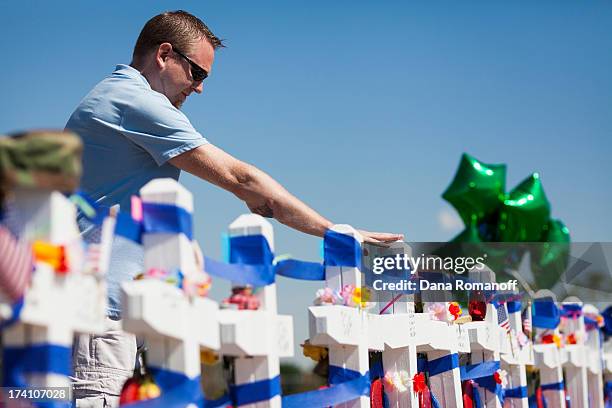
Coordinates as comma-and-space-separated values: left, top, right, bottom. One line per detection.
1, 187, 107, 393
309, 224, 372, 408
416, 261, 469, 408
121, 179, 220, 396
217, 214, 293, 408
532, 290, 566, 407
461, 267, 504, 408
559, 297, 589, 408
582, 303, 605, 408
366, 241, 420, 408
500, 292, 532, 408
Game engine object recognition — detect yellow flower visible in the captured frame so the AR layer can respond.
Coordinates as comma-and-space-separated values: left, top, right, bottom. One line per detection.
353, 287, 371, 308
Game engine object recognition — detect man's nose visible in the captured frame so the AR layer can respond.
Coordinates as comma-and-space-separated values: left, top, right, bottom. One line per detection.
193, 81, 204, 94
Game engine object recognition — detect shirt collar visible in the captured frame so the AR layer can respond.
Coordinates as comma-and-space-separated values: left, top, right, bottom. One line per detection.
114, 64, 151, 88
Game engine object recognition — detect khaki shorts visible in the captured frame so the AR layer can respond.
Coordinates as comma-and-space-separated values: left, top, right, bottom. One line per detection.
71, 318, 138, 408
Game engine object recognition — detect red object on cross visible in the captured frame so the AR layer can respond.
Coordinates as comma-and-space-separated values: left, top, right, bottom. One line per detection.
462, 380, 474, 408
370, 378, 385, 408
56, 246, 69, 274
449, 303, 462, 320
413, 373, 427, 394
468, 299, 487, 321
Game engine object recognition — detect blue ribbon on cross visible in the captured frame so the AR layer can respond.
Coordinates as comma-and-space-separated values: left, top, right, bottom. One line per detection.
2, 343, 72, 408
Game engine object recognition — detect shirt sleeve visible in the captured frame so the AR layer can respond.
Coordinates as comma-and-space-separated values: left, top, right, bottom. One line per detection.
119, 92, 208, 166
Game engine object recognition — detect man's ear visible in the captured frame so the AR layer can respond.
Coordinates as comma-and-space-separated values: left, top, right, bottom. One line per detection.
156, 42, 173, 68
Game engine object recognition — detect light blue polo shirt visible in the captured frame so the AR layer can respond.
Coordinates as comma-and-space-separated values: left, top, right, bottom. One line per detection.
66, 64, 208, 318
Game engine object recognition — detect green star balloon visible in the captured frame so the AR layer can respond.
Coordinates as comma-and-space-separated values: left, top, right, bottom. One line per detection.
498, 173, 550, 242
443, 154, 570, 290
442, 153, 506, 226
530, 219, 570, 289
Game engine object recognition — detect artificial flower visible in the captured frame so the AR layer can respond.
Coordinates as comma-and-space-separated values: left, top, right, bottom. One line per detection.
428, 302, 447, 321
449, 302, 463, 321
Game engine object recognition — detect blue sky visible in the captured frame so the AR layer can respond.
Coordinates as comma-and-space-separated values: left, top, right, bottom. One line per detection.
2, 1, 611, 365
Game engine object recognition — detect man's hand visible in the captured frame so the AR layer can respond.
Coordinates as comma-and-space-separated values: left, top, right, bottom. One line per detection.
358, 230, 404, 244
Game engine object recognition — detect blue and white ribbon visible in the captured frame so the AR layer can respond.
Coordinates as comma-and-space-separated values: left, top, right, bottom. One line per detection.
2, 343, 72, 408
123, 367, 229, 408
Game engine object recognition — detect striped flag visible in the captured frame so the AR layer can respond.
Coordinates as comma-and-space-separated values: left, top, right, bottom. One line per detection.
497, 303, 511, 334
85, 244, 102, 274
0, 226, 32, 302
522, 306, 533, 335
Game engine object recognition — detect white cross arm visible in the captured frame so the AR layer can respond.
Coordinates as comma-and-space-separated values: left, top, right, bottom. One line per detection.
218, 310, 293, 358
121, 279, 220, 350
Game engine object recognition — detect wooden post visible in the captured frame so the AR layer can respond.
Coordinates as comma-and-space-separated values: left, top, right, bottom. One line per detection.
121, 178, 219, 385
559, 297, 589, 408
462, 267, 503, 408
582, 304, 605, 408
417, 260, 465, 408
218, 214, 293, 408
501, 293, 532, 408
309, 225, 370, 408
364, 241, 419, 408
532, 290, 566, 408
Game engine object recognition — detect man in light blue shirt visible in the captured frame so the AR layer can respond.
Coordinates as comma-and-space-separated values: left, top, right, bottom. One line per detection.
67, 10, 401, 406
68, 63, 207, 214
67, 63, 208, 319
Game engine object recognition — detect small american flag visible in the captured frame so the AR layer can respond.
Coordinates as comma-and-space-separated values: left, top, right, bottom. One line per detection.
0, 226, 32, 302
522, 306, 532, 335
497, 303, 511, 334
85, 244, 102, 274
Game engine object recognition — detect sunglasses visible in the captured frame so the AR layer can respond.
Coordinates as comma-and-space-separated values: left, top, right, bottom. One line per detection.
172, 46, 208, 82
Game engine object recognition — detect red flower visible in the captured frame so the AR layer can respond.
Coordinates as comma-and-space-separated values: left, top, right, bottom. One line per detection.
541, 334, 554, 344
493, 371, 502, 385
413, 373, 427, 394
448, 303, 462, 321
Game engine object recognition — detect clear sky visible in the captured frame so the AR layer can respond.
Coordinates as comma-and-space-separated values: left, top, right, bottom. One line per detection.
2, 1, 611, 366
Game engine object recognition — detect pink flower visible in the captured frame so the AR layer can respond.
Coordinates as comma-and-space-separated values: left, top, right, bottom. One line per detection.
315, 287, 336, 305
427, 302, 447, 321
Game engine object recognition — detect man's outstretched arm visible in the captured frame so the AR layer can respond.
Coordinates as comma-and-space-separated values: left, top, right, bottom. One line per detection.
169, 144, 403, 242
